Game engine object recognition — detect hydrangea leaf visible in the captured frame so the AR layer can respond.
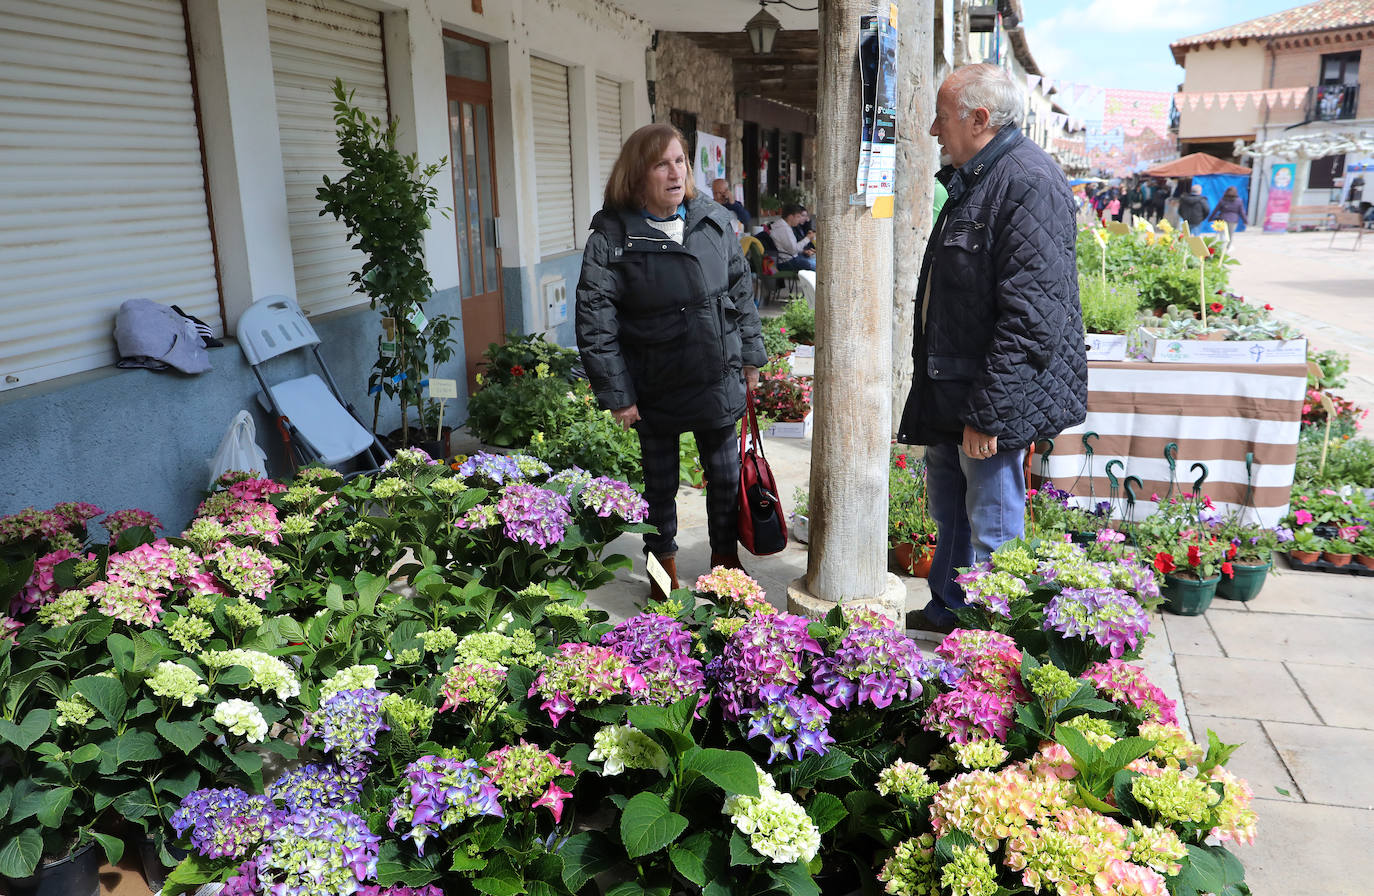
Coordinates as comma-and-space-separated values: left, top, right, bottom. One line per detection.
804, 792, 847, 834
156, 719, 207, 756
669, 844, 707, 886
74, 676, 127, 725
681, 748, 757, 796
728, 831, 767, 867
620, 791, 688, 859
767, 861, 820, 896
0, 708, 51, 750
0, 828, 42, 879
558, 830, 618, 892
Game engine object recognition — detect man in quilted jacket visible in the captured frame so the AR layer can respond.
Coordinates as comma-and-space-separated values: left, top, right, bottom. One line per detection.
897, 64, 1087, 633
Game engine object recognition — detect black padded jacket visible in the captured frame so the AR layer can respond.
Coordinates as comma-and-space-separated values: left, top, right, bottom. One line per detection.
897, 126, 1087, 450
575, 195, 767, 434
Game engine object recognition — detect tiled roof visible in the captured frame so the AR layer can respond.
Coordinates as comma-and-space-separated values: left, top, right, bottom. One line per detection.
1171, 0, 1374, 61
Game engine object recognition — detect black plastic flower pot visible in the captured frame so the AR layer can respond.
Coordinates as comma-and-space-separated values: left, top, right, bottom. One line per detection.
4, 843, 99, 896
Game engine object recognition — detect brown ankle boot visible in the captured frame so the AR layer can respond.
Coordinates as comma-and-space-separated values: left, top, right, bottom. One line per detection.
647, 552, 679, 601
709, 552, 747, 574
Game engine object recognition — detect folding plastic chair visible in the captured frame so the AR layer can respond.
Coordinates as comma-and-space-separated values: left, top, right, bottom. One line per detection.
236, 295, 389, 473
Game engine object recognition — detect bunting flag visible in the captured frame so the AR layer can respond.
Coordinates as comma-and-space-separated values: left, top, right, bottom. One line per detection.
1265, 89, 1281, 108
1289, 87, 1307, 107
1027, 74, 1042, 93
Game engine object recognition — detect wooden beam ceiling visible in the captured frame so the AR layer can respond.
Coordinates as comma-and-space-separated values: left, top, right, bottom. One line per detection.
673, 29, 820, 114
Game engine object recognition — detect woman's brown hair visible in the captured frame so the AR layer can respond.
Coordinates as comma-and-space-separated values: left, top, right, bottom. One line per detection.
603, 123, 696, 210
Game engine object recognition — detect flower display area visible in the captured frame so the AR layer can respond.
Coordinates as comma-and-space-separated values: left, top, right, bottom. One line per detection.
0, 451, 1257, 896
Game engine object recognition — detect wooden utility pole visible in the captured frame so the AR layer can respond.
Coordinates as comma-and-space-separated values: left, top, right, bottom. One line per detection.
892, 0, 937, 432
789, 0, 902, 618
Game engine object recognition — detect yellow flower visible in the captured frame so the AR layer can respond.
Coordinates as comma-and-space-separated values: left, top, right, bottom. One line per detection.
535, 362, 551, 378
1092, 229, 1109, 248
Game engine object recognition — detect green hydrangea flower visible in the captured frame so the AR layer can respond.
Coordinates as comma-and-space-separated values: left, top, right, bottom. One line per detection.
878, 834, 938, 896
181, 518, 229, 552
225, 597, 264, 631
1132, 767, 1221, 824
991, 543, 1038, 577
432, 477, 468, 497
55, 695, 96, 728
394, 648, 422, 665
187, 594, 217, 616
320, 664, 379, 701
382, 693, 436, 737
372, 477, 409, 499
420, 627, 459, 654
201, 648, 300, 700
589, 724, 669, 776
281, 484, 325, 509
941, 844, 998, 896
279, 513, 316, 540
876, 761, 938, 803
1060, 714, 1119, 749
954, 738, 1010, 769
36, 590, 90, 627
148, 661, 209, 707
1027, 664, 1079, 701
456, 631, 515, 665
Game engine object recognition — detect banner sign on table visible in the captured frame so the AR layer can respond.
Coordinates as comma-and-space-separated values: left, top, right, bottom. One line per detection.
1263, 163, 1295, 233
856, 5, 897, 217
694, 131, 727, 196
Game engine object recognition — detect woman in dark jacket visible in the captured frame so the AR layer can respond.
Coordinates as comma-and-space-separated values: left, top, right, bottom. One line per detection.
575, 123, 767, 597
1208, 185, 1247, 243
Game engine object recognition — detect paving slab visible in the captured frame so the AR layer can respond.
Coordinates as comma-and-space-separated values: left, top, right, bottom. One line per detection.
1255, 564, 1374, 620
1286, 661, 1374, 730
1226, 798, 1374, 895
1175, 655, 1319, 724
1206, 610, 1374, 667
1264, 721, 1374, 809
1159, 611, 1224, 656
1189, 715, 1300, 804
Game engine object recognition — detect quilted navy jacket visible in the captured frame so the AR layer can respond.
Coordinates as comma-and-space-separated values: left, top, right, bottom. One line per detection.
897, 127, 1087, 450
575, 195, 767, 434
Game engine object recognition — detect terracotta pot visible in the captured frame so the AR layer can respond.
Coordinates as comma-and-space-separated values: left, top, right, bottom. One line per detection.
1289, 549, 1320, 564
893, 541, 935, 577
1355, 554, 1374, 570
1323, 551, 1353, 567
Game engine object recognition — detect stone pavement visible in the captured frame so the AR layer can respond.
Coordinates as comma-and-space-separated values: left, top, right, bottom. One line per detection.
586, 232, 1374, 893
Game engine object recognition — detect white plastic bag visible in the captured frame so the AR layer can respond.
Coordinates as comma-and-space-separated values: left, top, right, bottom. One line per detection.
209, 410, 269, 486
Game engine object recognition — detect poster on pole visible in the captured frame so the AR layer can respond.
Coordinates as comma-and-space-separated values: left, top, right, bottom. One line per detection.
694, 131, 727, 195
1262, 163, 1295, 233
857, 5, 898, 217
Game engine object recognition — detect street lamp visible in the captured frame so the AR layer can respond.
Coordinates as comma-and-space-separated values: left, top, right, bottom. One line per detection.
745, 3, 782, 55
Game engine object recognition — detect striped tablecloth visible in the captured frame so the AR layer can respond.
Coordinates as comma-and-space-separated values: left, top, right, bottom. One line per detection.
1032, 360, 1307, 527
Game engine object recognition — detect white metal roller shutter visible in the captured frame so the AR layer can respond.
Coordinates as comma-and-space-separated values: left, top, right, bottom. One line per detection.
267, 0, 387, 317
595, 76, 623, 197
0, 0, 220, 392
531, 57, 575, 257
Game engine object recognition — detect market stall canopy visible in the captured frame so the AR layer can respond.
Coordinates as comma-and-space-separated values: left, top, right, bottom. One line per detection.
1143, 153, 1252, 177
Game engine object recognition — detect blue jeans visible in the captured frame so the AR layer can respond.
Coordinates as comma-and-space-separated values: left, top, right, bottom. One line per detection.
922, 441, 1026, 626
778, 254, 815, 272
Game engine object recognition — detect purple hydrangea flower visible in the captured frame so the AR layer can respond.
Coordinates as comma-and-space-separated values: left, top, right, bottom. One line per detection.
922, 680, 1017, 744
707, 613, 824, 719
916, 656, 965, 687
299, 688, 390, 777
746, 683, 834, 762
256, 808, 381, 896
170, 787, 280, 860
220, 857, 260, 896
579, 477, 649, 523
456, 452, 524, 485
1043, 587, 1150, 658
812, 615, 923, 710
495, 483, 572, 548
268, 763, 363, 814
601, 613, 694, 662
388, 755, 503, 855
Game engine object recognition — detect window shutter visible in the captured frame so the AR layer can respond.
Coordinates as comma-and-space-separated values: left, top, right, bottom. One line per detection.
267, 0, 388, 317
0, 0, 219, 391
530, 56, 575, 257
596, 76, 623, 196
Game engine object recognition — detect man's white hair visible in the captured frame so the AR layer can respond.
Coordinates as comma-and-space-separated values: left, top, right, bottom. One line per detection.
952, 63, 1023, 130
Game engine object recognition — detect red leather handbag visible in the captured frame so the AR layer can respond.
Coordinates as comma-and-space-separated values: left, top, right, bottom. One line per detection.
738, 390, 788, 555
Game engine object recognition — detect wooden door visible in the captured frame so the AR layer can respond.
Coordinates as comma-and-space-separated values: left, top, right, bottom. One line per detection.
444, 33, 504, 392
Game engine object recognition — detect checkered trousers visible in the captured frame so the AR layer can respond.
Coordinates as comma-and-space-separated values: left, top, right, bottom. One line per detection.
638, 424, 739, 556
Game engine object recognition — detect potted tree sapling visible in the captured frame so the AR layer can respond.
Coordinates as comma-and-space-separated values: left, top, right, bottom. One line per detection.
317, 78, 457, 451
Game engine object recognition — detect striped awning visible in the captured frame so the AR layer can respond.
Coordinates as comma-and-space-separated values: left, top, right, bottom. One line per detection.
1032, 360, 1307, 528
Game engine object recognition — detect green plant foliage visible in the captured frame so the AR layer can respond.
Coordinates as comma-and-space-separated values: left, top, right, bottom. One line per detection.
758, 316, 794, 361
1307, 348, 1350, 390
316, 79, 456, 443
779, 298, 815, 345
1078, 275, 1141, 335
1075, 226, 1232, 314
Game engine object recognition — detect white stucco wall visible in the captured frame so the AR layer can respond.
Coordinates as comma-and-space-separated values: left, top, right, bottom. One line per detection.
1178, 43, 1267, 140
186, 0, 651, 327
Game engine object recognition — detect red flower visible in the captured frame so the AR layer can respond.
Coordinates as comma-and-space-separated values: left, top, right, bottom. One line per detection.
895, 454, 908, 469
1264, 303, 1274, 311
1187, 544, 1202, 567
511, 365, 525, 377
1153, 552, 1177, 574
1209, 302, 1225, 313
1221, 561, 1234, 578
1226, 543, 1238, 559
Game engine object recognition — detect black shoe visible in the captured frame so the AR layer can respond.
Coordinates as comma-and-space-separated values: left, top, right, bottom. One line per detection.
906, 608, 957, 636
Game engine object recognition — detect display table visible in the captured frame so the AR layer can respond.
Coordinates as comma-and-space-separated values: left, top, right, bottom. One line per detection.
1034, 360, 1307, 527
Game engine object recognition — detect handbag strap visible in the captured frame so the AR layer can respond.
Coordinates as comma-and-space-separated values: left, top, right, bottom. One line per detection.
741, 388, 767, 460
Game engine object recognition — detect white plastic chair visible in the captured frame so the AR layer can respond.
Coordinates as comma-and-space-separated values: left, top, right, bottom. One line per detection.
237, 295, 389, 472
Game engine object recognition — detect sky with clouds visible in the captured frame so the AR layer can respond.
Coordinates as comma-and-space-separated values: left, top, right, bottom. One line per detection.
1021, 0, 1309, 95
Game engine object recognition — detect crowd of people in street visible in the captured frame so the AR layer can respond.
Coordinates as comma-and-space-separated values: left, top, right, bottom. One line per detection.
1080, 176, 1248, 238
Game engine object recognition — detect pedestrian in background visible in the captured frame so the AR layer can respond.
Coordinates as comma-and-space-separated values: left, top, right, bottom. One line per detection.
1179, 183, 1209, 230
1208, 185, 1247, 244
899, 63, 1088, 633
576, 123, 767, 599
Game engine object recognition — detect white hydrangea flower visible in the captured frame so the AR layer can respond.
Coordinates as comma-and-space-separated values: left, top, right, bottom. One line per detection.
201, 648, 301, 701
723, 766, 821, 865
213, 699, 268, 743
320, 664, 380, 700
147, 661, 209, 708
589, 724, 670, 776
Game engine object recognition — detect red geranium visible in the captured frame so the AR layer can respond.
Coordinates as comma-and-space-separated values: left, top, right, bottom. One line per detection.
1209, 302, 1225, 313
895, 454, 908, 470
1187, 544, 1202, 568
1153, 552, 1177, 574
511, 365, 525, 377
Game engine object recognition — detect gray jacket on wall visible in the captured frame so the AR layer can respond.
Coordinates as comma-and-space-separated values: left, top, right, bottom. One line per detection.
575, 195, 767, 434
897, 126, 1088, 451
